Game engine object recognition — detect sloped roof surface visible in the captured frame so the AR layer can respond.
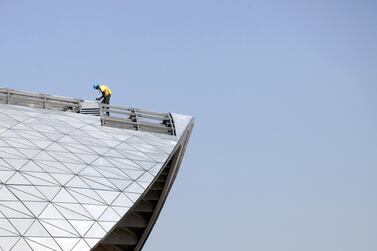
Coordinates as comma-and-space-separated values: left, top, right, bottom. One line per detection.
0, 104, 188, 251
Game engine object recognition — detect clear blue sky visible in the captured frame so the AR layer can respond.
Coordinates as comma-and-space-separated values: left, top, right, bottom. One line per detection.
1, 1, 377, 250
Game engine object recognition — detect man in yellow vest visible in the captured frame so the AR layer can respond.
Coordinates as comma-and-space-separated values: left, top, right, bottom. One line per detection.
93, 83, 112, 115
94, 84, 112, 104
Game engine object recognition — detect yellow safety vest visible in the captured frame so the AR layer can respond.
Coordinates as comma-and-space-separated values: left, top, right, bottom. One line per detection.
99, 85, 112, 96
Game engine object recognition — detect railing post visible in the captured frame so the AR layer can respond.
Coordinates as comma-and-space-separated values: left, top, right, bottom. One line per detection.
134, 109, 140, 131
99, 102, 104, 126
167, 113, 176, 136
6, 89, 10, 104
42, 95, 47, 109
129, 108, 139, 131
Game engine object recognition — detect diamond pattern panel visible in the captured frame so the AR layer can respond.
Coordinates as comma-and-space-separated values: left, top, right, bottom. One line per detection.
0, 104, 183, 251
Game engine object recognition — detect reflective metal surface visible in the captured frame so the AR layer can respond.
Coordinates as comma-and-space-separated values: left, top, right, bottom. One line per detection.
0, 103, 192, 251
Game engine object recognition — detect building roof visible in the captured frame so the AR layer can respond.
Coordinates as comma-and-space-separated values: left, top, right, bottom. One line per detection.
0, 98, 193, 251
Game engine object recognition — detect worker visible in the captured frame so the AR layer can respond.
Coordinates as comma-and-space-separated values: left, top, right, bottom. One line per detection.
93, 83, 112, 115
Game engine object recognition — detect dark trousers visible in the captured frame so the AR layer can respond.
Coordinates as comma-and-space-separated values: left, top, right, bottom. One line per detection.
101, 95, 111, 115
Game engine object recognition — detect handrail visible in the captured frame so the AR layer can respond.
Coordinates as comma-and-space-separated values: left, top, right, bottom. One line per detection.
0, 88, 176, 136
0, 88, 81, 111
99, 103, 176, 136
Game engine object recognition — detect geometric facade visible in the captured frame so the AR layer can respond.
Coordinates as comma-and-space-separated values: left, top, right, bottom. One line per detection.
0, 92, 193, 251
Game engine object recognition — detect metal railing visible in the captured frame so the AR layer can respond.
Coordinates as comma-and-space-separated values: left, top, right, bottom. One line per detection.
0, 88, 81, 111
100, 104, 176, 135
0, 88, 176, 136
